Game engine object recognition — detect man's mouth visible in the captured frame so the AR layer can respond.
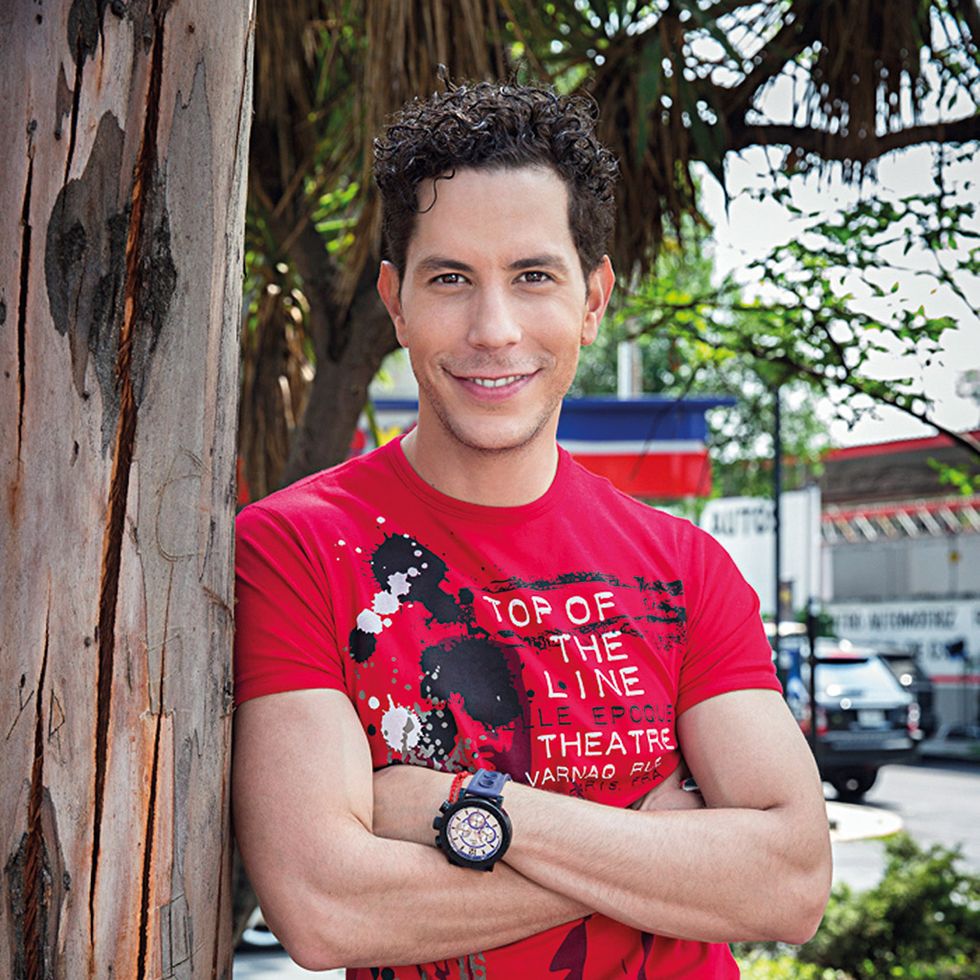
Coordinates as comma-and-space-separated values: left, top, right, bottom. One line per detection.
468, 375, 527, 389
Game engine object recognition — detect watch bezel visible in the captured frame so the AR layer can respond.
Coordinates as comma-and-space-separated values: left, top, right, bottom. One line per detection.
434, 796, 513, 871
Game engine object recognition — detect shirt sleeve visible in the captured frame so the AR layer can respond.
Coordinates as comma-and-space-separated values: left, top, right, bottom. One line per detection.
676, 526, 781, 716
234, 501, 345, 706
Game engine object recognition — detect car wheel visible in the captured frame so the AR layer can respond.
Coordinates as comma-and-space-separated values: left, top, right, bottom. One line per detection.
829, 768, 878, 802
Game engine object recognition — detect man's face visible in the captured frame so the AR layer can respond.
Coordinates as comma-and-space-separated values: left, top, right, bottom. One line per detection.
377, 166, 613, 459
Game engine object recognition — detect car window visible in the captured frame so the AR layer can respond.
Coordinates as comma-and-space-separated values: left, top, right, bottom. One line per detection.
814, 657, 907, 699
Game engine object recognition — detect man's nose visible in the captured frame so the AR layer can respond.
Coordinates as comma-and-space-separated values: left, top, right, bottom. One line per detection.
467, 285, 522, 349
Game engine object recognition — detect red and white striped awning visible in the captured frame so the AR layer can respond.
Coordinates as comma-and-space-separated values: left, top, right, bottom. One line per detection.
822, 495, 980, 542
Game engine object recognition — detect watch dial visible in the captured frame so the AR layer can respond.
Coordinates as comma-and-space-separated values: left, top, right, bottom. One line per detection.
446, 805, 502, 861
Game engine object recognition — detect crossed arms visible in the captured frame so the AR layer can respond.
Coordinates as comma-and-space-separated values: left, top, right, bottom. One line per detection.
232, 686, 832, 971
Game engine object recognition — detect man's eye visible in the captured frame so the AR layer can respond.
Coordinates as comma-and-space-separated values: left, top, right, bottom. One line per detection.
518, 271, 552, 283
432, 273, 466, 285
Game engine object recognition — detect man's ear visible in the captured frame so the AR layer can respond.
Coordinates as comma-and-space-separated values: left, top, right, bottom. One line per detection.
377, 260, 409, 346
581, 255, 615, 347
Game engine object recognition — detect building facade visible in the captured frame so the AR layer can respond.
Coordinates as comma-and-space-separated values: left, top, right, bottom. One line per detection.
822, 431, 980, 728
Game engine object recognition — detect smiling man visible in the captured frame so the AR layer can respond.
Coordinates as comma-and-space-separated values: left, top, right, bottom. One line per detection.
232, 81, 832, 978
378, 164, 610, 504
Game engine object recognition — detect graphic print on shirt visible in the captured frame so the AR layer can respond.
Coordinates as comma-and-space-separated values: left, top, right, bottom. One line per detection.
344, 527, 687, 801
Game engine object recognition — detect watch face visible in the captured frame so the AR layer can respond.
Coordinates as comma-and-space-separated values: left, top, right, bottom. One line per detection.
446, 803, 503, 861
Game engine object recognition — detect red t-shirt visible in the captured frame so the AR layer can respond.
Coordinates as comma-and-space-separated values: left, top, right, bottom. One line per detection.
235, 437, 780, 978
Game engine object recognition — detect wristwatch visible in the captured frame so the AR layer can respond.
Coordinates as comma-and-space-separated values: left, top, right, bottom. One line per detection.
433, 769, 512, 871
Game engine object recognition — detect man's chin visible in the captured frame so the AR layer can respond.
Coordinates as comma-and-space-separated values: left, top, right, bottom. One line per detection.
446, 422, 549, 457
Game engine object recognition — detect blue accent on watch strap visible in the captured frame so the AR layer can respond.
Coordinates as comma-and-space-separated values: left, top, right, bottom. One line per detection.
465, 769, 510, 800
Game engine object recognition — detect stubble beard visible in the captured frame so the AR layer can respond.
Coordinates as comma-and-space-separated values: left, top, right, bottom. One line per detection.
417, 374, 564, 458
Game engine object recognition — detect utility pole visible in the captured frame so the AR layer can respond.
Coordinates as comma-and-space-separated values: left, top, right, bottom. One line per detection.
773, 386, 783, 676
806, 598, 820, 755
617, 339, 642, 398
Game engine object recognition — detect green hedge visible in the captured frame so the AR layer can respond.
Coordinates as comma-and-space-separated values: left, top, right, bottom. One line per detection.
735, 833, 980, 979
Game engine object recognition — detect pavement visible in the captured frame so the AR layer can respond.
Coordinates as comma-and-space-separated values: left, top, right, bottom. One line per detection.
826, 798, 904, 843
232, 798, 907, 978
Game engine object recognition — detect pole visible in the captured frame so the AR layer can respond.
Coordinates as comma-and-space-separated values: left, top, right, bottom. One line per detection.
773, 386, 783, 677
617, 339, 641, 398
806, 597, 820, 756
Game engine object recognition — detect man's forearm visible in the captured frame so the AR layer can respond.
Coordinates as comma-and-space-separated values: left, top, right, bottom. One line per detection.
371, 695, 832, 947
378, 772, 826, 945
501, 782, 826, 943
273, 818, 588, 970
234, 690, 589, 973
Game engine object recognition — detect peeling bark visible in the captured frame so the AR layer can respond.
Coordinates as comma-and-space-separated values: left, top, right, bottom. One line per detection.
0, 1, 253, 975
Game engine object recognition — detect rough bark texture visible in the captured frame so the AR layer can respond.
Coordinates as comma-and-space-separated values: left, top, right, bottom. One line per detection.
0, 1, 254, 976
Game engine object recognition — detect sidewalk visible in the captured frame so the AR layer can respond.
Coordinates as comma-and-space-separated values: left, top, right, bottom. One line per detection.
826, 799, 903, 843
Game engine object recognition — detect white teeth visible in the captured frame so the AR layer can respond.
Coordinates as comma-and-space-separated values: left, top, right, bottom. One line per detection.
471, 375, 523, 388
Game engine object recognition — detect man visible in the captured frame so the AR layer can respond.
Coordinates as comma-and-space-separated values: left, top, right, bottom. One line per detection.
232, 81, 831, 978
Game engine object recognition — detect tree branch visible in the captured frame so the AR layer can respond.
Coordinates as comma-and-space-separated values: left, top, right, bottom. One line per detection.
774, 355, 980, 459
680, 324, 980, 460
701, 0, 783, 19
728, 114, 980, 162
716, 2, 822, 118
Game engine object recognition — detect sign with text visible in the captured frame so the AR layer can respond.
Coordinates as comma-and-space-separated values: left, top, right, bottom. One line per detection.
828, 598, 980, 678
700, 488, 823, 617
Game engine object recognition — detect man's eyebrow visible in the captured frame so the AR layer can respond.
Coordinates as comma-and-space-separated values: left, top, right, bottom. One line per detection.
509, 254, 571, 274
412, 253, 572, 276
414, 256, 475, 276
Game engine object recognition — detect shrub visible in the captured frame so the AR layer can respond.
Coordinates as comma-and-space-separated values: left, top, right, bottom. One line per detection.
735, 833, 980, 979
801, 832, 980, 978
736, 949, 845, 979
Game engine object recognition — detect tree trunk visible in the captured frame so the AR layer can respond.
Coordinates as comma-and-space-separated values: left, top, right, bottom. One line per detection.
280, 270, 398, 489
0, 1, 253, 976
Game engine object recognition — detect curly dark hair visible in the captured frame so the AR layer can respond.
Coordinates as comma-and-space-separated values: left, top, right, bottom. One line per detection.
373, 80, 618, 279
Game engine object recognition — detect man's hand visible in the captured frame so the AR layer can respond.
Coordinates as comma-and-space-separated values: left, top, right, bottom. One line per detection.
629, 764, 705, 812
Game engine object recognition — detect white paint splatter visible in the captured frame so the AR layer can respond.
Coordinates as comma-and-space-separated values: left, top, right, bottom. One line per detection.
337, 539, 346, 546
376, 516, 386, 524
381, 696, 421, 754
368, 696, 380, 710
356, 609, 383, 634
387, 572, 410, 597
373, 591, 399, 615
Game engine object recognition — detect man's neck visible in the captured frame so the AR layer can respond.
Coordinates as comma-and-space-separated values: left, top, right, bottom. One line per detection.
399, 427, 560, 508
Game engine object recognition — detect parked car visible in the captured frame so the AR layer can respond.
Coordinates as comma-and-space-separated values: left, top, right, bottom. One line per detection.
784, 639, 922, 801
872, 644, 938, 738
